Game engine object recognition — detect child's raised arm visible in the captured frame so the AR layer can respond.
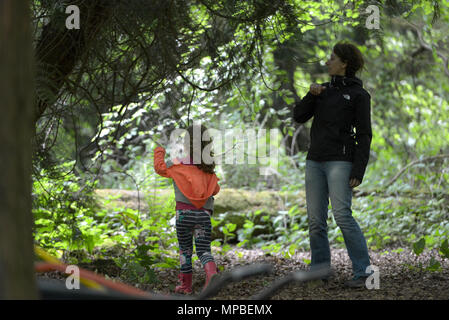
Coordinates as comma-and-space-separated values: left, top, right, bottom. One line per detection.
153, 146, 171, 178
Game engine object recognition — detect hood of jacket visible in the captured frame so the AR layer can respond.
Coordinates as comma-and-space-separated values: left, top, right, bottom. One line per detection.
329, 75, 363, 89
169, 164, 219, 205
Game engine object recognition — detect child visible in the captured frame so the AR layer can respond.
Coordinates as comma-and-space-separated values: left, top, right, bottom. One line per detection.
153, 124, 220, 294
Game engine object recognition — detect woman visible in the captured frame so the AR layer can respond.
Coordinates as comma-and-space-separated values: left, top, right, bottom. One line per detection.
293, 42, 372, 288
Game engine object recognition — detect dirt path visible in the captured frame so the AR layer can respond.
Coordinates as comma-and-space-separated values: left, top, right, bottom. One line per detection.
37, 246, 449, 300
148, 247, 449, 300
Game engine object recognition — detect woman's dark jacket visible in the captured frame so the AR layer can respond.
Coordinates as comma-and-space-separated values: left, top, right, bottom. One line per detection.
293, 75, 372, 183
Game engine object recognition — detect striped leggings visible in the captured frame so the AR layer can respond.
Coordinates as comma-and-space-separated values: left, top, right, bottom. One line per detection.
176, 209, 215, 273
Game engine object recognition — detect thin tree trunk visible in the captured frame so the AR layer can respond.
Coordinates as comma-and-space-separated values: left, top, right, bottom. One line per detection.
0, 0, 37, 299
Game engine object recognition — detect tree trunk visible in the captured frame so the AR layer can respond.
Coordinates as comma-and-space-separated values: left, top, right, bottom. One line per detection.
0, 0, 37, 299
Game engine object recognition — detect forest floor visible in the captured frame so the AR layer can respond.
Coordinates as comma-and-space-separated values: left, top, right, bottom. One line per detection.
146, 247, 449, 300
82, 189, 449, 300
38, 246, 449, 300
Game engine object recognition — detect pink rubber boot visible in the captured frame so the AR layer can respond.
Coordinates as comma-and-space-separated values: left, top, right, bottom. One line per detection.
175, 273, 192, 294
203, 261, 218, 290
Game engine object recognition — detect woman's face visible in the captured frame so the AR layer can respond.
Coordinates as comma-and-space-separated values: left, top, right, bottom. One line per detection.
326, 52, 347, 76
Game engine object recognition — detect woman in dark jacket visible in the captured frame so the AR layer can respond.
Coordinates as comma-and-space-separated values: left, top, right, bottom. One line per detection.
293, 42, 372, 288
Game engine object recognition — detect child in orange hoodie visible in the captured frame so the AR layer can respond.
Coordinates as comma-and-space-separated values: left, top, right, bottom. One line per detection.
153, 124, 220, 294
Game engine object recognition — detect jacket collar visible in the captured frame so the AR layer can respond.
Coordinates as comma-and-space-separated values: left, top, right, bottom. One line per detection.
329, 75, 363, 88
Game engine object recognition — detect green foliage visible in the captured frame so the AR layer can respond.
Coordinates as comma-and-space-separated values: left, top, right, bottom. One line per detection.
439, 239, 449, 259
413, 238, 426, 256
405, 237, 448, 273
33, 157, 180, 283
33, 161, 100, 254
209, 189, 448, 263
30, 0, 449, 286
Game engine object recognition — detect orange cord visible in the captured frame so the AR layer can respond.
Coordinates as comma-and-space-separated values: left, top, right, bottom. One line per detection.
35, 262, 152, 298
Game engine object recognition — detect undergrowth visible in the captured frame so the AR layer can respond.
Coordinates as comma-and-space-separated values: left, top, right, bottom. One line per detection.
33, 157, 449, 284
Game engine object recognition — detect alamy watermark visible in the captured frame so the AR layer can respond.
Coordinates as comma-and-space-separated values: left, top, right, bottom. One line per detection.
65, 5, 80, 30
365, 5, 380, 30
163, 121, 280, 176
65, 265, 80, 290
365, 265, 380, 289
64, 4, 380, 30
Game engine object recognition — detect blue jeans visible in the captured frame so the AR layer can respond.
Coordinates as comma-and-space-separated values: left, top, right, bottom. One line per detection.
305, 160, 371, 278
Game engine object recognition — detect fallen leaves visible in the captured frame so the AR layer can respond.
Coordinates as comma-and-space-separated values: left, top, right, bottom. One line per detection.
148, 246, 449, 300
37, 246, 449, 300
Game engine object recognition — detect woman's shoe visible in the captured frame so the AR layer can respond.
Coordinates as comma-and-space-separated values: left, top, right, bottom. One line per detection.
344, 276, 368, 288
175, 273, 192, 294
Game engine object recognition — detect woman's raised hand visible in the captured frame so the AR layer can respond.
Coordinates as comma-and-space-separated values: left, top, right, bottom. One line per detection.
309, 83, 326, 96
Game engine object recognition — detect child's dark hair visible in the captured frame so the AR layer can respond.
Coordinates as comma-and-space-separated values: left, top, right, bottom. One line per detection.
185, 124, 215, 174
333, 42, 365, 77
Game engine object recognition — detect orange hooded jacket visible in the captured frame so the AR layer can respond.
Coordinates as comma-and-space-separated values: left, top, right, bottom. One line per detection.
153, 147, 220, 209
